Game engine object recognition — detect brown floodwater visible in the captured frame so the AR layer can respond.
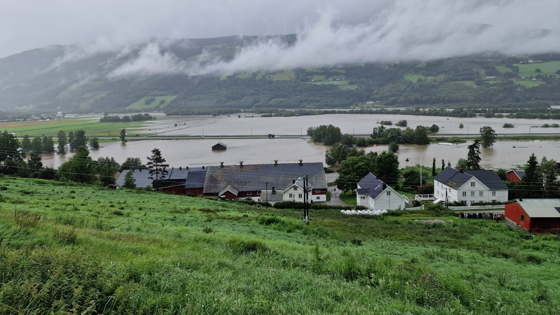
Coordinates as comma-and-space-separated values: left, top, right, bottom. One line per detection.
40, 138, 560, 170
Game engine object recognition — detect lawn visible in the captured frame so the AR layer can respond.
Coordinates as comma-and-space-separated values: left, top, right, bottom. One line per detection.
339, 191, 357, 205
127, 95, 176, 109
515, 80, 545, 88
309, 80, 358, 90
1, 118, 148, 137
1, 176, 560, 313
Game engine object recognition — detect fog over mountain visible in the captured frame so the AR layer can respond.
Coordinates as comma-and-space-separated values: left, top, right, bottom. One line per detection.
2, 0, 559, 77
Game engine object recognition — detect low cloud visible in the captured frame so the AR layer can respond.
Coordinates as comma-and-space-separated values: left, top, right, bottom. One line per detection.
108, 42, 188, 78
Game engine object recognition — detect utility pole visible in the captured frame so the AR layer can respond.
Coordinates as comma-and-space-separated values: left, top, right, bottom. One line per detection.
265, 182, 268, 208
303, 175, 309, 225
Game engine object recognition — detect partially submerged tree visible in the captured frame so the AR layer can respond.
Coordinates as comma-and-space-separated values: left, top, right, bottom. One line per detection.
479, 126, 497, 148
57, 130, 67, 154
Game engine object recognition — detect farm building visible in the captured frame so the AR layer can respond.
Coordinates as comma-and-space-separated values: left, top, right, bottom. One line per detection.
212, 142, 227, 151
507, 170, 525, 182
356, 173, 407, 210
155, 167, 206, 195
434, 167, 508, 205
203, 161, 327, 202
505, 199, 560, 233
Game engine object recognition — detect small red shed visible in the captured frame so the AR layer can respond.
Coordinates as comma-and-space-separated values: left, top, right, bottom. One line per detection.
505, 199, 560, 232
506, 170, 525, 182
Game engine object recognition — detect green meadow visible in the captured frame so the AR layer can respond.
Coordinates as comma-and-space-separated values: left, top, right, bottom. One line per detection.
1, 118, 148, 138
514, 61, 560, 77
1, 176, 560, 314
127, 96, 176, 110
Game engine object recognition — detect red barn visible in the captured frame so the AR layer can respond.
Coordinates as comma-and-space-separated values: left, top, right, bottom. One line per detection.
506, 170, 525, 182
505, 199, 560, 233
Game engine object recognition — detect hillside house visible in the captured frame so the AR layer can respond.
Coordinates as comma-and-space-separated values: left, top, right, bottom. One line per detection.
203, 161, 327, 202
434, 167, 508, 205
505, 199, 560, 232
507, 170, 525, 182
356, 173, 407, 210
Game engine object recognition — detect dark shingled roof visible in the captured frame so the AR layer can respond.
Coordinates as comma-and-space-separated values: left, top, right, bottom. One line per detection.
116, 169, 153, 188
203, 162, 327, 194
185, 169, 207, 189
434, 167, 508, 190
357, 173, 385, 199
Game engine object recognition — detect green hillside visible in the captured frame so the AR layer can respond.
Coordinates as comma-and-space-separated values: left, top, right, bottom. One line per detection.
1, 176, 560, 313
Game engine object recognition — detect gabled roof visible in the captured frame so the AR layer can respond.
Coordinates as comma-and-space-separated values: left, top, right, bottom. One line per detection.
285, 177, 313, 191
434, 167, 508, 190
116, 169, 153, 188
203, 162, 327, 194
219, 184, 238, 196
516, 199, 560, 218
356, 173, 385, 199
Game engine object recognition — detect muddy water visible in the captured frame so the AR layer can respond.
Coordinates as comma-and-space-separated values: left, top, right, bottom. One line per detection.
41, 138, 560, 170
144, 114, 560, 136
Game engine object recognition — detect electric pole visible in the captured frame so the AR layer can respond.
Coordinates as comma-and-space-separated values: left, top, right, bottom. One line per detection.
303, 175, 309, 225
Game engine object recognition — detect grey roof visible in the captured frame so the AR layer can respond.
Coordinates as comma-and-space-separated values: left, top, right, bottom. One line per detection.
116, 169, 153, 188
357, 173, 385, 199
517, 199, 560, 218
510, 169, 525, 179
167, 167, 190, 180
434, 167, 508, 190
185, 169, 207, 189
203, 162, 327, 194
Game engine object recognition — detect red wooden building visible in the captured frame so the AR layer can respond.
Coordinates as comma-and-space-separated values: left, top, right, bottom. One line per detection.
505, 199, 560, 232
506, 170, 525, 182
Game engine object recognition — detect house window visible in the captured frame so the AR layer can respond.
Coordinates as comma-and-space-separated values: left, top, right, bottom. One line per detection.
479, 191, 483, 197
387, 191, 391, 196
462, 191, 467, 197
289, 194, 293, 198
471, 191, 475, 197
492, 191, 496, 196
293, 187, 297, 191
360, 196, 366, 199
247, 192, 252, 196
521, 215, 525, 222
471, 182, 475, 187
298, 194, 303, 198
316, 197, 320, 200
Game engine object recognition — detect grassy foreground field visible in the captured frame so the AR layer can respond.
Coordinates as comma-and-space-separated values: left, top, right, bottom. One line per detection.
1, 177, 560, 314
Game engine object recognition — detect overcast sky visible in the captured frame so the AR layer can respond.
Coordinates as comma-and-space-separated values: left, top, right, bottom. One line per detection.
1, 0, 559, 73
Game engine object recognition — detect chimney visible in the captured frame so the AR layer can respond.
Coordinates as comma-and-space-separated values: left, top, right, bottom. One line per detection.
458, 168, 464, 173
299, 159, 303, 165
271, 186, 276, 194
220, 162, 224, 167
274, 160, 278, 166
382, 183, 387, 190
186, 166, 189, 170
292, 178, 296, 184
202, 166, 204, 169
239, 161, 243, 167
179, 166, 182, 170
519, 197, 523, 202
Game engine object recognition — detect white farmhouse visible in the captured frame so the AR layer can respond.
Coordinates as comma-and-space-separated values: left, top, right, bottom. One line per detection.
434, 167, 508, 205
356, 173, 407, 210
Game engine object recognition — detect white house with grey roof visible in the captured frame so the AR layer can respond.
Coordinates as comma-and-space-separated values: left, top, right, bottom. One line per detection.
434, 167, 508, 205
356, 173, 407, 210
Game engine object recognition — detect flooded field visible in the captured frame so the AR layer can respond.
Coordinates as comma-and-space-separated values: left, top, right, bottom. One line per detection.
41, 138, 560, 170
143, 113, 560, 136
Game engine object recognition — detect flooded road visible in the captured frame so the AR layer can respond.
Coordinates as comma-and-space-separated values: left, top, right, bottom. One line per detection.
41, 138, 560, 170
